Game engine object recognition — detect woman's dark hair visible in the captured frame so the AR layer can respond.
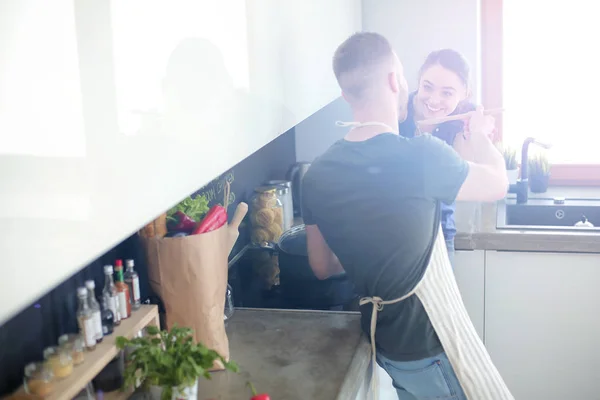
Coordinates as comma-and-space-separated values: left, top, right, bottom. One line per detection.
418, 49, 470, 87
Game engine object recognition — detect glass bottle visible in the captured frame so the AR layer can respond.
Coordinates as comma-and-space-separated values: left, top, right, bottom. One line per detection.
100, 295, 115, 336
103, 265, 121, 326
114, 260, 131, 319
124, 259, 141, 311
76, 287, 97, 351
85, 280, 103, 343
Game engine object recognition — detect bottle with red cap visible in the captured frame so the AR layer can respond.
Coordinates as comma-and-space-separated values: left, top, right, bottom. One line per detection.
114, 260, 131, 319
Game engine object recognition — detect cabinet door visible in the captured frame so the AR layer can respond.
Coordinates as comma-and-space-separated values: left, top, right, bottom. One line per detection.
0, 0, 362, 325
454, 250, 485, 341
485, 251, 600, 400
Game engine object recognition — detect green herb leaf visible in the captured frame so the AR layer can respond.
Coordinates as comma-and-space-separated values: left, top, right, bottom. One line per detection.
146, 325, 160, 336
116, 336, 128, 349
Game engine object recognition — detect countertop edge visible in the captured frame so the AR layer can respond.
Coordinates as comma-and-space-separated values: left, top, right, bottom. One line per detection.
455, 231, 600, 253
336, 335, 372, 400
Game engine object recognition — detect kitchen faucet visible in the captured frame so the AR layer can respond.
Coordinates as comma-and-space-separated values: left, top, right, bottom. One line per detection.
509, 137, 552, 204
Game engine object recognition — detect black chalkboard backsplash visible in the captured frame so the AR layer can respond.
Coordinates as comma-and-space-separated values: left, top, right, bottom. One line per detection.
0, 128, 296, 395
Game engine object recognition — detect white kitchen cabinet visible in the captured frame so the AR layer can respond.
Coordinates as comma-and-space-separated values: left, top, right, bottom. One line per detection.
453, 250, 485, 341
0, 0, 361, 324
485, 251, 600, 400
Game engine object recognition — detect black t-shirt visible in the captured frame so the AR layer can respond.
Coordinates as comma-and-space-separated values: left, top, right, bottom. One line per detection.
399, 92, 476, 241
301, 133, 469, 361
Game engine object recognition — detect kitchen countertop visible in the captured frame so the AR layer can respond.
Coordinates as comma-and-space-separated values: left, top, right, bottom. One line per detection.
196, 308, 371, 400
455, 187, 600, 253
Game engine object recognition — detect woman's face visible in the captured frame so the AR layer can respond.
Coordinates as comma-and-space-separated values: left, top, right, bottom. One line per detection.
415, 64, 468, 120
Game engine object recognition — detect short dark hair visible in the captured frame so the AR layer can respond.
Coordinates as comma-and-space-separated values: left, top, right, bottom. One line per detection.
332, 32, 394, 98
419, 49, 470, 87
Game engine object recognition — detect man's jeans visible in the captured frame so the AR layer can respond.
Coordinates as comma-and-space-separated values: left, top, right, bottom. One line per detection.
446, 238, 455, 268
377, 351, 467, 400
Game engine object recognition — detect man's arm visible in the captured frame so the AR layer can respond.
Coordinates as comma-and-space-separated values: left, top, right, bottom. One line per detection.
421, 107, 507, 205
305, 224, 344, 280
456, 108, 508, 202
453, 133, 477, 162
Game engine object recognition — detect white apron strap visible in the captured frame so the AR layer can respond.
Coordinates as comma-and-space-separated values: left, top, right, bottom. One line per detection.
335, 120, 396, 132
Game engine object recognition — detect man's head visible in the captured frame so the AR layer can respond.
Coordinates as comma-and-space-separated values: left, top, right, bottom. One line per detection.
333, 32, 409, 121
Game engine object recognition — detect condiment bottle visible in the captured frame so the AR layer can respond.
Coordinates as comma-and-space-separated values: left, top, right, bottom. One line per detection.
114, 260, 131, 319
100, 296, 115, 336
76, 287, 97, 351
58, 334, 85, 365
102, 265, 121, 325
43, 346, 73, 379
24, 362, 54, 397
124, 259, 141, 311
85, 280, 103, 343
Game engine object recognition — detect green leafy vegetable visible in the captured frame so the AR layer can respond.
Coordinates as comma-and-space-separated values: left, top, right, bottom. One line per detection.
167, 195, 210, 223
117, 325, 238, 400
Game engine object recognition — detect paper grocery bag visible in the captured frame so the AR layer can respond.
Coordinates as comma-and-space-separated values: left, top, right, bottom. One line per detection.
143, 223, 230, 369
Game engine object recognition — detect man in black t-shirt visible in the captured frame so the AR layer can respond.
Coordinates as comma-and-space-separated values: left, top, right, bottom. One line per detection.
302, 33, 509, 399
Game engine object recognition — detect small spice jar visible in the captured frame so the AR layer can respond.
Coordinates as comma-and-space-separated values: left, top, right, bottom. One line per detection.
250, 186, 284, 244
24, 362, 54, 397
43, 346, 73, 379
58, 334, 85, 366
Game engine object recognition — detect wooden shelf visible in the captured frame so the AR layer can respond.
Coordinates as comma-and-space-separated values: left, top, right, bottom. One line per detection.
16, 305, 159, 400
102, 388, 135, 400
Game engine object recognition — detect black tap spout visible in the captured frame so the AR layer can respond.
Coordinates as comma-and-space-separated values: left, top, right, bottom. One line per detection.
509, 137, 552, 204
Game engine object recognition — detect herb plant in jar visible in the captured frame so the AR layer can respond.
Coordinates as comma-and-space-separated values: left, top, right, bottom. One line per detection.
116, 325, 238, 400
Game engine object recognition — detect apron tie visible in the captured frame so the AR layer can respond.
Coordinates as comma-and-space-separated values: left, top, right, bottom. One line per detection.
359, 292, 416, 400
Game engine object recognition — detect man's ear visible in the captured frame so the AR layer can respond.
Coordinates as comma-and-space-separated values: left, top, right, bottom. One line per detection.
341, 91, 349, 102
389, 72, 400, 93
464, 87, 472, 101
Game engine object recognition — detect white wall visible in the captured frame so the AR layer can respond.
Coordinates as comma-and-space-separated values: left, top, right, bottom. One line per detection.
0, 0, 361, 325
361, 0, 481, 100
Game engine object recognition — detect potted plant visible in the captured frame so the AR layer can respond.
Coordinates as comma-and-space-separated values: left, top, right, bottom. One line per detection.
528, 152, 551, 193
502, 146, 519, 185
116, 325, 238, 400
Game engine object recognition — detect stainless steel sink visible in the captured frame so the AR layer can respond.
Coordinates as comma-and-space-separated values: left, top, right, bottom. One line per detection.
497, 197, 600, 232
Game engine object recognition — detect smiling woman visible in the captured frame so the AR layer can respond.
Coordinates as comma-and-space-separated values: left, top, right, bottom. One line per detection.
482, 0, 600, 185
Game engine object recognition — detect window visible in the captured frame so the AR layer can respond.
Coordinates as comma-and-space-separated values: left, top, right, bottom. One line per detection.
482, 0, 600, 185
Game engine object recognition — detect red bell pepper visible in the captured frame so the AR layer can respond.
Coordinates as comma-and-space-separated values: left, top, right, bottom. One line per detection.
192, 205, 227, 234
167, 211, 197, 233
247, 382, 270, 400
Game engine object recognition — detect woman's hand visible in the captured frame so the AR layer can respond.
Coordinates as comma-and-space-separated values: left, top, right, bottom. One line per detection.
465, 106, 496, 140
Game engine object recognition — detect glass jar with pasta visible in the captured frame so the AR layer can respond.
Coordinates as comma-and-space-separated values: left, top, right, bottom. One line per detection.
250, 186, 284, 245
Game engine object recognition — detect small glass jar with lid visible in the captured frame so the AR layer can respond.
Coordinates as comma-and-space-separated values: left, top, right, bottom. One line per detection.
43, 345, 73, 379
250, 186, 284, 244
58, 334, 85, 366
24, 362, 54, 397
